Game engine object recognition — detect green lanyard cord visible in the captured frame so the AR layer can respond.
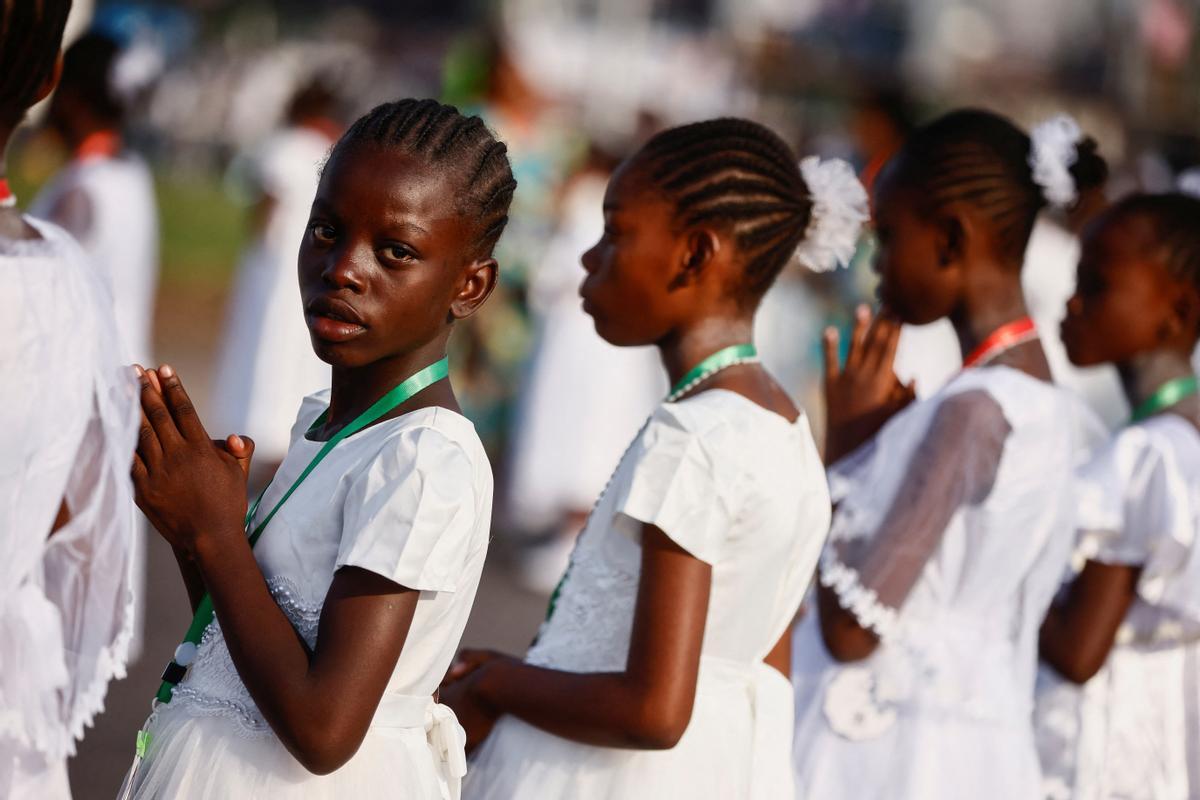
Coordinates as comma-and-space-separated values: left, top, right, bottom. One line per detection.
1130, 375, 1199, 424
153, 357, 450, 705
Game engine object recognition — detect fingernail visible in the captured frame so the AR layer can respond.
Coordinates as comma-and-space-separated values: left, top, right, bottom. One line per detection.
134, 365, 145, 377
159, 364, 175, 379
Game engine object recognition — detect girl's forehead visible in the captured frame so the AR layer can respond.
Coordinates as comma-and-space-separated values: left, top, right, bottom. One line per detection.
319, 146, 465, 224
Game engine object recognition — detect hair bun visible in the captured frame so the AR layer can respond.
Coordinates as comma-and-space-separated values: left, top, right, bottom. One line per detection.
794, 156, 869, 273
1029, 113, 1099, 209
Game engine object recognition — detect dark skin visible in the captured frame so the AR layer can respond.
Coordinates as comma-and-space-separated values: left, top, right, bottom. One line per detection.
439, 155, 800, 752
817, 158, 1055, 662
131, 143, 498, 775
1042, 208, 1200, 684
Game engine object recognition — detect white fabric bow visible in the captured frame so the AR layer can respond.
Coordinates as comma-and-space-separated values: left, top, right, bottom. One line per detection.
1029, 114, 1083, 209
794, 156, 870, 273
425, 703, 468, 800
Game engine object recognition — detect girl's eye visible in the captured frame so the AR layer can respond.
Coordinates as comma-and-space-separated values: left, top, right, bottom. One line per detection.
310, 223, 336, 243
383, 245, 416, 263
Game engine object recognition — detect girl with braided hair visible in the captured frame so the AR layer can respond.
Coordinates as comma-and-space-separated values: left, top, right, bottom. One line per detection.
1037, 193, 1200, 799
790, 108, 1108, 798
439, 117, 867, 799
0, 2, 142, 798
122, 98, 515, 799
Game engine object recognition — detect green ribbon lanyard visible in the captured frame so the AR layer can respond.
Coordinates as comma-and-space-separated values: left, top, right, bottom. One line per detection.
541, 344, 757, 625
1130, 375, 1199, 424
152, 357, 450, 706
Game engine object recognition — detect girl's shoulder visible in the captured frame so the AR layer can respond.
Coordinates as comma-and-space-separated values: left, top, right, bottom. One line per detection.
943, 365, 1104, 446
289, 391, 489, 479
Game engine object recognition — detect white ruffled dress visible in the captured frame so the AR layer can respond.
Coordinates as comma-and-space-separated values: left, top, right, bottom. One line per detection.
465, 389, 832, 799
0, 218, 140, 798
128, 394, 492, 799
792, 366, 1101, 799
1035, 413, 1200, 800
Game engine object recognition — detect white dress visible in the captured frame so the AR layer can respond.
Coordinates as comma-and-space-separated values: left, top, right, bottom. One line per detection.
1035, 413, 1200, 800
210, 127, 332, 464
793, 366, 1101, 799
129, 392, 493, 799
0, 217, 140, 798
467, 389, 832, 799
30, 152, 160, 365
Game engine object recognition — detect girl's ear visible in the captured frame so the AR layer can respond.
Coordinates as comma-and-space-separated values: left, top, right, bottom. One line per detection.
1166, 284, 1200, 343
449, 258, 498, 321
936, 213, 966, 270
669, 228, 720, 290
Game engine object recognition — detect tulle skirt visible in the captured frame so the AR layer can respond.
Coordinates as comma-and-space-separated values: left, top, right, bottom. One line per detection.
126, 704, 453, 799
464, 659, 795, 800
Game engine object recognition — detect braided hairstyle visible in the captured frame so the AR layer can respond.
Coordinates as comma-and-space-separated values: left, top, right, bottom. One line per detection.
1108, 193, 1200, 293
330, 98, 516, 259
0, 0, 71, 128
888, 108, 1107, 265
634, 117, 813, 303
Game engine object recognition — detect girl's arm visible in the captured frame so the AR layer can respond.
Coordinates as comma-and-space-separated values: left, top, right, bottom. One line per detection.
1040, 560, 1139, 684
818, 390, 1009, 661
451, 524, 711, 750
131, 367, 421, 774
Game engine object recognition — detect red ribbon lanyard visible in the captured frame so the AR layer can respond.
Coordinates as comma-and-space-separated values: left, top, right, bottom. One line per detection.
961, 317, 1038, 369
76, 131, 122, 162
0, 177, 14, 207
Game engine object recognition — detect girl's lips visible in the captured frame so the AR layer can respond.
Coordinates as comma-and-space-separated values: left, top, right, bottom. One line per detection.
307, 314, 367, 343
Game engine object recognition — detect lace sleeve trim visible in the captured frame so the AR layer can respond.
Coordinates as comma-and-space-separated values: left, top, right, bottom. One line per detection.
818, 545, 899, 642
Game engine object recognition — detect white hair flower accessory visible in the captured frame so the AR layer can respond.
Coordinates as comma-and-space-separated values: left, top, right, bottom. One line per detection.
1029, 114, 1083, 209
794, 156, 869, 273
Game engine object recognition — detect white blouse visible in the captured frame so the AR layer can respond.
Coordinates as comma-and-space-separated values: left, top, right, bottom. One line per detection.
0, 218, 139, 781
1036, 413, 1200, 800
793, 366, 1103, 800
467, 389, 831, 799
130, 393, 493, 799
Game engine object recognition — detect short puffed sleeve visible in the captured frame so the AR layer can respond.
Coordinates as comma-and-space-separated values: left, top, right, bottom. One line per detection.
611, 403, 739, 564
1077, 419, 1200, 619
335, 425, 479, 593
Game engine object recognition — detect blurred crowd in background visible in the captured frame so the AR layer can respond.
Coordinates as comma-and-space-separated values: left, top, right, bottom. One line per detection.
12, 0, 1199, 791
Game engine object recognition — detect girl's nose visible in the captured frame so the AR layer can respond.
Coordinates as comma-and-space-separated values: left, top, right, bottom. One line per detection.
321, 249, 366, 293
1065, 293, 1083, 317
580, 241, 601, 274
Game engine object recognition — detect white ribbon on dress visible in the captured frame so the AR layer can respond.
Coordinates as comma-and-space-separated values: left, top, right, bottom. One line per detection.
700, 656, 796, 798
372, 694, 468, 800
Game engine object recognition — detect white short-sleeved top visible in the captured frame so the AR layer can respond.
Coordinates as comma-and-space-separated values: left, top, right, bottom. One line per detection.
1076, 413, 1200, 640
169, 391, 493, 729
525, 389, 831, 672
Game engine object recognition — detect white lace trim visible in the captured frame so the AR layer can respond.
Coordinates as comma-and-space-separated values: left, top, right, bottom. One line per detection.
818, 547, 899, 642
168, 576, 322, 738
62, 582, 135, 755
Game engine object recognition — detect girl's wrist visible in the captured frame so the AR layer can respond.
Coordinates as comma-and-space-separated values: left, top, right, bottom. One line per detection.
191, 519, 250, 570
471, 657, 516, 715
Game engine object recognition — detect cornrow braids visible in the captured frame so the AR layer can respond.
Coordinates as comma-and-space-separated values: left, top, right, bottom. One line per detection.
892, 108, 1107, 264
1110, 192, 1200, 292
636, 117, 813, 302
332, 98, 517, 258
0, 0, 71, 128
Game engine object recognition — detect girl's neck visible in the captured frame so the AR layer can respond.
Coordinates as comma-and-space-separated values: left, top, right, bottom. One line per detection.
659, 316, 755, 388
1117, 350, 1197, 411
325, 339, 449, 430
949, 275, 1030, 358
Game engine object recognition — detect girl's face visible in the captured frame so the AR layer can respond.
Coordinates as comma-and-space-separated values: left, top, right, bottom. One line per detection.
871, 167, 963, 325
1062, 211, 1195, 367
579, 159, 694, 346
298, 145, 493, 368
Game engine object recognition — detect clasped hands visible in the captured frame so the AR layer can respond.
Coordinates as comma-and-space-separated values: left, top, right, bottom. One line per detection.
131, 363, 254, 559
